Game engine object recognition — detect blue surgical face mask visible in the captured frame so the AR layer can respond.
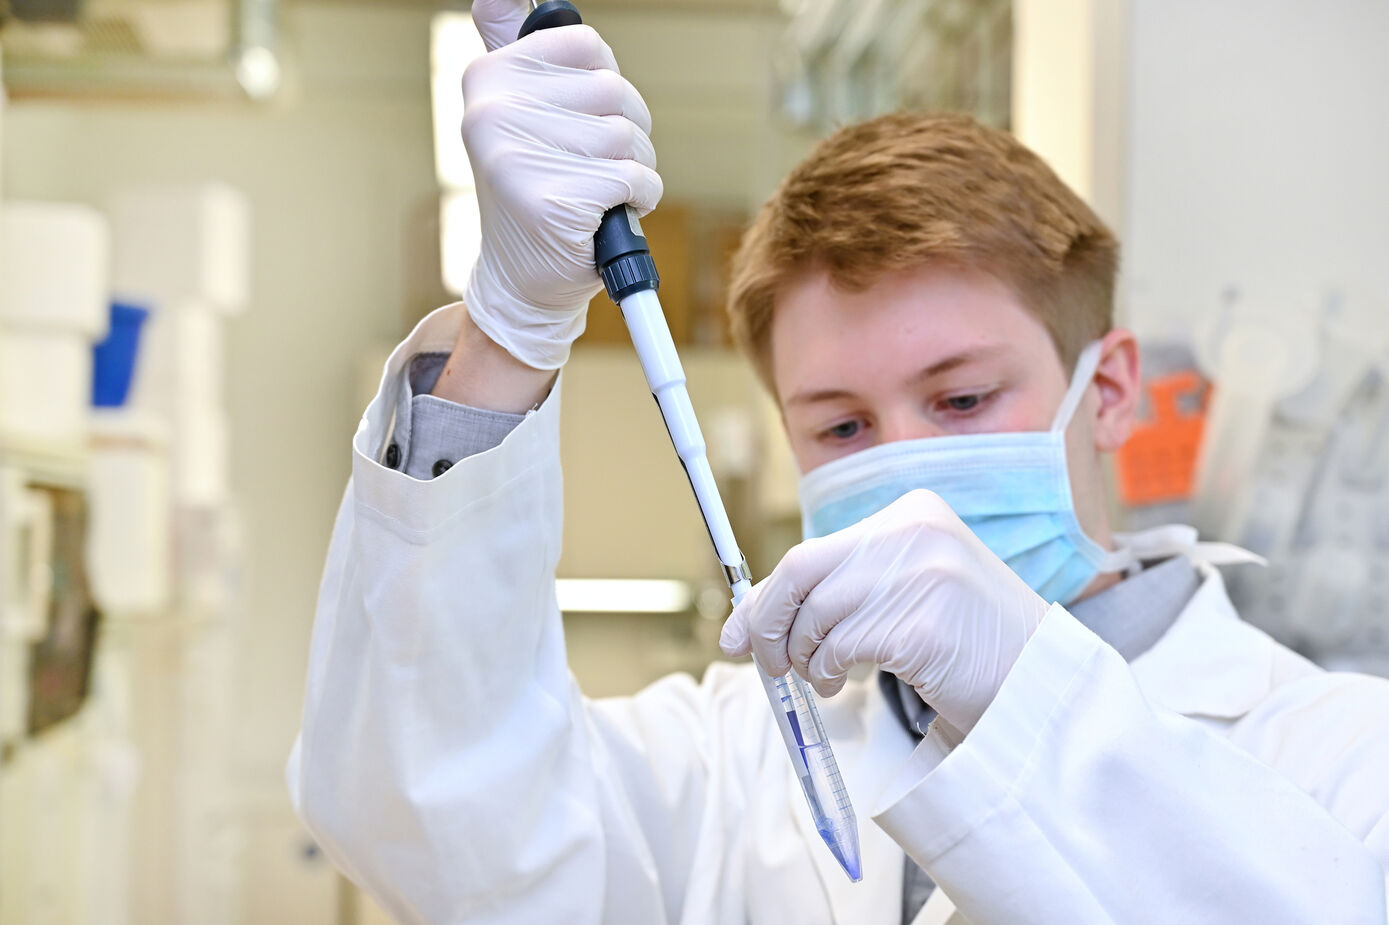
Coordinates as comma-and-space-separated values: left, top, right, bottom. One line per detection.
797, 341, 1131, 605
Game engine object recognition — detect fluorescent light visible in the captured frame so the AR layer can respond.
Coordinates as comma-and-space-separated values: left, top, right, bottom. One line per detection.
440, 188, 482, 297
433, 11, 488, 295
555, 579, 693, 614
431, 12, 487, 189
235, 44, 280, 100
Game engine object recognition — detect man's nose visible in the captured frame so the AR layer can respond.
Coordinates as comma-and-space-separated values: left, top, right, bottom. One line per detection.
877, 411, 949, 444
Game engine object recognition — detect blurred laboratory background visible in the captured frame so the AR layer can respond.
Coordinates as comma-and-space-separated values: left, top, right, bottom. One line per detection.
0, 0, 1386, 922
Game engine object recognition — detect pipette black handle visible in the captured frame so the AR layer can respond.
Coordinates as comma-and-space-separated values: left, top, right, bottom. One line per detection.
517, 0, 581, 34
517, 0, 661, 304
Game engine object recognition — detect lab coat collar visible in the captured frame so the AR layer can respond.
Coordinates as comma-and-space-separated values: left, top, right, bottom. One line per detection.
789, 675, 916, 924
1128, 565, 1278, 719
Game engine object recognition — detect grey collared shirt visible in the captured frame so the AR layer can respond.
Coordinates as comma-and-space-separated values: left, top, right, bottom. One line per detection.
381, 352, 525, 480
384, 353, 1205, 925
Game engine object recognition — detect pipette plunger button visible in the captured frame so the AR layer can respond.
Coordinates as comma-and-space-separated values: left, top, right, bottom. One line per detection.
518, 0, 582, 38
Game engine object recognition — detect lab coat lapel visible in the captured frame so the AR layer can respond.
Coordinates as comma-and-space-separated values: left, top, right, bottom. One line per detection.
788, 676, 916, 923
1128, 566, 1277, 719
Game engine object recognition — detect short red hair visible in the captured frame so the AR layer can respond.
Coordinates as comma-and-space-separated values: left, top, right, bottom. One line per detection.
727, 112, 1118, 394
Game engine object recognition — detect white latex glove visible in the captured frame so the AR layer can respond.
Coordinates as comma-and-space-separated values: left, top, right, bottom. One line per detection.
470, 0, 531, 53
461, 1, 662, 370
719, 489, 1051, 735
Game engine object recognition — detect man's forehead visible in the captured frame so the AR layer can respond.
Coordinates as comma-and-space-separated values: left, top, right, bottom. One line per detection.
769, 263, 1028, 331
768, 263, 1058, 394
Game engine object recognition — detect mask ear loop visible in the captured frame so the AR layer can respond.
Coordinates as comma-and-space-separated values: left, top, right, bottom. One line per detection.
1049, 340, 1106, 433
1048, 340, 1135, 577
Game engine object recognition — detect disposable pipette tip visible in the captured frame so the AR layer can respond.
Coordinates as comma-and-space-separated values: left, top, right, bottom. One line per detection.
822, 828, 862, 882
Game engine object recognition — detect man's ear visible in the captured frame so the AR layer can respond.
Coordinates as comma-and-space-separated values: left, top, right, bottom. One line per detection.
1091, 329, 1141, 453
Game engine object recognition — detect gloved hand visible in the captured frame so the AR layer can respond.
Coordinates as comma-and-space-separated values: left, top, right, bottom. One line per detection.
461, 0, 662, 370
720, 489, 1052, 735
470, 0, 531, 53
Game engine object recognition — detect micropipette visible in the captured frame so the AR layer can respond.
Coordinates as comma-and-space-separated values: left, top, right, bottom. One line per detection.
518, 0, 862, 884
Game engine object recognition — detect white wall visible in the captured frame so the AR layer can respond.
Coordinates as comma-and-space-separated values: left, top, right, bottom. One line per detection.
587, 7, 812, 211
1012, 0, 1127, 228
1121, 0, 1389, 339
1013, 0, 1389, 339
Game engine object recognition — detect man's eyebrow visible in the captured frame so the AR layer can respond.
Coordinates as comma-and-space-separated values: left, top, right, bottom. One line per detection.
907, 346, 1006, 385
785, 346, 1007, 408
784, 385, 857, 408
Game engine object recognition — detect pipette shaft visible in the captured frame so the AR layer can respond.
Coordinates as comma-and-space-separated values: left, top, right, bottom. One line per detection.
517, 3, 861, 882
619, 289, 862, 883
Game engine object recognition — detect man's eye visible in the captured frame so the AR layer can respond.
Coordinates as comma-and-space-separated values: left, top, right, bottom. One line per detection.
944, 394, 981, 412
825, 420, 861, 440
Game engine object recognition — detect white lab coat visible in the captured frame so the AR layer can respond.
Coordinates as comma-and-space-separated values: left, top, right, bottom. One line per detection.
289, 304, 1389, 924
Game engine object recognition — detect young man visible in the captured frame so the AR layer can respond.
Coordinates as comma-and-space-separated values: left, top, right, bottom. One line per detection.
288, 2, 1389, 922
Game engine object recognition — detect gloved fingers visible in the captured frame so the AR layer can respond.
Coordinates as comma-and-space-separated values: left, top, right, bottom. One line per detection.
805, 653, 854, 699
800, 638, 854, 699
463, 31, 624, 107
538, 157, 660, 222
794, 575, 912, 698
718, 617, 748, 657
614, 159, 664, 217
528, 67, 652, 135
465, 51, 651, 139
540, 112, 656, 169
512, 24, 620, 75
728, 536, 843, 678
452, 11, 667, 371
626, 120, 658, 171
804, 613, 899, 699
721, 575, 784, 657
718, 584, 758, 657
723, 577, 793, 673
784, 573, 860, 687
469, 0, 532, 52
460, 108, 658, 216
